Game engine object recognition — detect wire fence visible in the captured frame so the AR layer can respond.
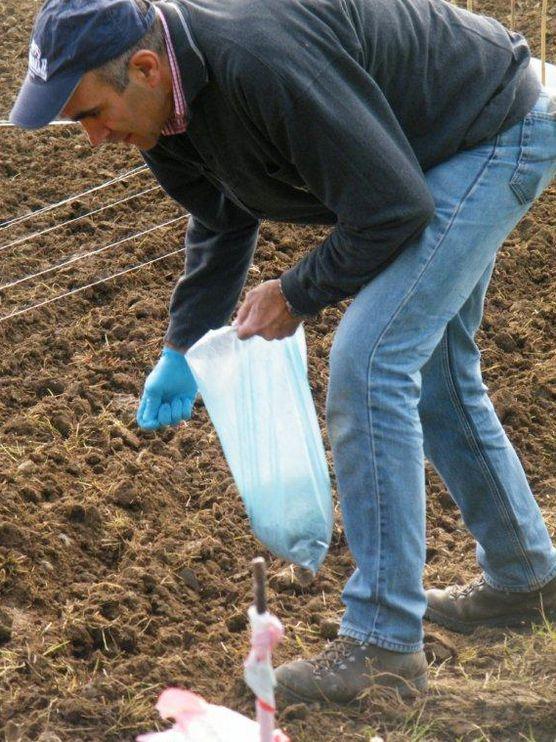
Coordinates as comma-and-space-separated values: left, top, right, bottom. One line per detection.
1, 215, 187, 292
0, 185, 161, 252
0, 245, 186, 324
0, 163, 188, 326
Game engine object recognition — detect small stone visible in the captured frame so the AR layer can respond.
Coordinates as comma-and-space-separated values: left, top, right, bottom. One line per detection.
178, 567, 200, 591
120, 427, 141, 450
17, 460, 36, 475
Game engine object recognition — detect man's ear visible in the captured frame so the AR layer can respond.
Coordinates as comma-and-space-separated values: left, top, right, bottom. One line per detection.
128, 49, 162, 87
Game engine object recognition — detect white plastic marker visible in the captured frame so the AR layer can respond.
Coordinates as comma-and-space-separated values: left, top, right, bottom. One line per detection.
137, 559, 289, 742
244, 558, 288, 742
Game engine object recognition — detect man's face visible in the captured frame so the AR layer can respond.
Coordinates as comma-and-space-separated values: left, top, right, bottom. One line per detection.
62, 61, 171, 151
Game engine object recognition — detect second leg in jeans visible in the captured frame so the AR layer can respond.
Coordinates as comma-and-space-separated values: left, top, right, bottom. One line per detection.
419, 263, 556, 591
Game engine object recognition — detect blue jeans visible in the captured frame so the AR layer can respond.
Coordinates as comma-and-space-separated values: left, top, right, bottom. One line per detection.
327, 90, 556, 652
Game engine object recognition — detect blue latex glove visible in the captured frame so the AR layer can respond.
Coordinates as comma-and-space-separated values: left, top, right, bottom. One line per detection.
136, 347, 198, 430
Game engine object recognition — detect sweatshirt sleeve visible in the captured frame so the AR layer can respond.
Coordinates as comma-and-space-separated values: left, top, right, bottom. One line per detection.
234, 50, 435, 315
142, 143, 259, 349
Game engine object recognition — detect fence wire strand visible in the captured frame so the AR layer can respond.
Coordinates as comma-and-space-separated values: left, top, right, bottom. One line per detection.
540, 0, 547, 86
0, 185, 162, 253
0, 119, 76, 127
0, 246, 186, 324
0, 215, 188, 292
0, 165, 148, 230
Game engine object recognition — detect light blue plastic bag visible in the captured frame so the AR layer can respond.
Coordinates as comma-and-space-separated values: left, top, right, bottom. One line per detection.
186, 325, 333, 573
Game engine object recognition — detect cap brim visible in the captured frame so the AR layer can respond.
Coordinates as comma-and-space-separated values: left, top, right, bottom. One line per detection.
9, 71, 81, 129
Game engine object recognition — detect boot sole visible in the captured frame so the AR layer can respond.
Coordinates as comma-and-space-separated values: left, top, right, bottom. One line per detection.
276, 671, 428, 705
424, 606, 555, 634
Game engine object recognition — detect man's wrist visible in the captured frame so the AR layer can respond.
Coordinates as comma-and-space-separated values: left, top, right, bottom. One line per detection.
278, 278, 312, 320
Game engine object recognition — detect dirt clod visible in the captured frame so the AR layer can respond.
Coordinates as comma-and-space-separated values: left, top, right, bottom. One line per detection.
51, 414, 72, 438
226, 613, 248, 633
0, 608, 13, 644
319, 619, 340, 640
0, 522, 25, 548
281, 703, 308, 721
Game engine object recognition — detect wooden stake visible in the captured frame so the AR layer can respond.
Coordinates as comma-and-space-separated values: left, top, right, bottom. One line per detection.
252, 557, 267, 614
540, 0, 548, 87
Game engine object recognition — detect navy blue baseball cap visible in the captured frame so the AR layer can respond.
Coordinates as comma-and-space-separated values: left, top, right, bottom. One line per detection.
10, 0, 156, 129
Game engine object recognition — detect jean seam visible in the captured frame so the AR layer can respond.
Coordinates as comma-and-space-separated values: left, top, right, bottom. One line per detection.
509, 114, 533, 205
484, 562, 556, 592
439, 329, 537, 584
366, 357, 382, 637
367, 136, 499, 367
339, 623, 423, 653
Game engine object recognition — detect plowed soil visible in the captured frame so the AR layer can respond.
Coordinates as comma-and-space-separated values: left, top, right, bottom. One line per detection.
0, 1, 554, 740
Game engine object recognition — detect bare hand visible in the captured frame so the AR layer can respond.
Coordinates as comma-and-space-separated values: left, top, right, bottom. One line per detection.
235, 279, 302, 341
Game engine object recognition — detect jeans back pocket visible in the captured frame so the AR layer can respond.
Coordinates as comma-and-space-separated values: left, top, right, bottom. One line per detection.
509, 98, 556, 205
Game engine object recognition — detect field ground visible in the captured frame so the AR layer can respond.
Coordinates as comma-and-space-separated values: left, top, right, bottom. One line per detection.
0, 0, 554, 739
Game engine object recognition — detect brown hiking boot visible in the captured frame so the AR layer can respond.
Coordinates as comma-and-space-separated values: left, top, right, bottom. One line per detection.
274, 637, 428, 703
425, 575, 556, 634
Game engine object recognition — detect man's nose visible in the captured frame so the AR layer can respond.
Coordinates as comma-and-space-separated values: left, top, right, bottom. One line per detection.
81, 120, 110, 148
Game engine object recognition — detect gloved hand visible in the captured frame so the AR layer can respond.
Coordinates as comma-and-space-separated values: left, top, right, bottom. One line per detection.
136, 347, 197, 430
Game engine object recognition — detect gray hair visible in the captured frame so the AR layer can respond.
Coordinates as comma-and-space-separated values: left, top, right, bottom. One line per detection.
95, 0, 165, 92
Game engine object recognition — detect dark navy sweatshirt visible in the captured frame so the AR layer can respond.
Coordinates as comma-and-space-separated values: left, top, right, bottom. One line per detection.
143, 0, 539, 349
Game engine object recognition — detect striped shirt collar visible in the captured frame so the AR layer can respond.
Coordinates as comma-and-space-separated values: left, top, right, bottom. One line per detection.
156, 6, 188, 135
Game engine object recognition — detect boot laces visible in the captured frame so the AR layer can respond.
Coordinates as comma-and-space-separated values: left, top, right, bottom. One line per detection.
450, 576, 486, 599
309, 637, 362, 676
